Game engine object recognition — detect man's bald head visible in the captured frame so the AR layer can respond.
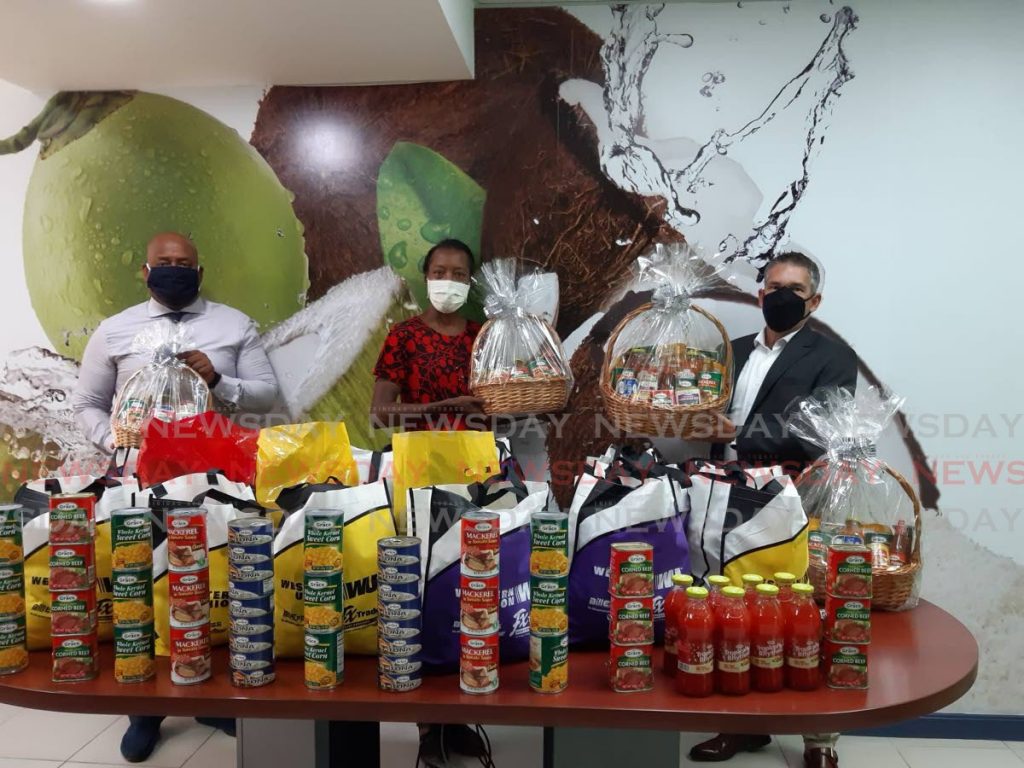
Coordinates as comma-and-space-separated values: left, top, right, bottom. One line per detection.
146, 232, 198, 268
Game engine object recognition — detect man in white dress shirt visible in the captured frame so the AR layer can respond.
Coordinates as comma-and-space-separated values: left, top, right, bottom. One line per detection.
73, 231, 279, 452
72, 232, 279, 762
695, 251, 857, 768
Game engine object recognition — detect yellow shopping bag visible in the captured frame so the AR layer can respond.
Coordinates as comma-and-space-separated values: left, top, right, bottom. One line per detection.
255, 422, 359, 508
391, 431, 500, 534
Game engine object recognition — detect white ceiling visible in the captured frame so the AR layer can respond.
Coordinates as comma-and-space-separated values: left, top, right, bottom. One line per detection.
0, 0, 475, 91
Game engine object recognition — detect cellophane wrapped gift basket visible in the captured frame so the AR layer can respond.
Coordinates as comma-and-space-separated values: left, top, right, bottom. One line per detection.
110, 319, 211, 447
601, 243, 733, 438
789, 386, 922, 611
469, 259, 572, 415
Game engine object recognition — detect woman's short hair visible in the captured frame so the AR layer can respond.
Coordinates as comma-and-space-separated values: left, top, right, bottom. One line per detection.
422, 239, 475, 275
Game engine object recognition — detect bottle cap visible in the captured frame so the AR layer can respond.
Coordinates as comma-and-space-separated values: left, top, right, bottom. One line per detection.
792, 583, 815, 596
708, 575, 731, 587
721, 586, 745, 599
741, 573, 764, 586
672, 573, 694, 587
755, 583, 780, 596
773, 572, 797, 584
686, 586, 709, 600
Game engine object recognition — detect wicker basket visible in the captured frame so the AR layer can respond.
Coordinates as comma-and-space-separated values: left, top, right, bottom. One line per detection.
801, 463, 922, 611
111, 366, 212, 448
599, 303, 733, 438
470, 318, 572, 416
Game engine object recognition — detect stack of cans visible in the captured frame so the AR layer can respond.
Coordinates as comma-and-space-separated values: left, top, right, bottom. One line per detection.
528, 511, 569, 694
110, 507, 155, 683
227, 518, 276, 688
167, 508, 212, 685
48, 493, 99, 683
303, 509, 344, 691
823, 543, 872, 690
376, 536, 422, 693
607, 542, 655, 693
0, 504, 28, 677
459, 511, 500, 695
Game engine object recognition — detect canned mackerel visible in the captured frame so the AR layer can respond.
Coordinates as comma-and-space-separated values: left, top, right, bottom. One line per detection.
461, 511, 499, 577
609, 542, 654, 598
48, 494, 95, 544
305, 630, 344, 690
170, 624, 211, 685
529, 632, 568, 694
460, 574, 499, 635
166, 508, 209, 571
529, 511, 568, 578
459, 632, 499, 694
110, 508, 153, 571
304, 509, 344, 573
0, 505, 24, 565
168, 571, 210, 627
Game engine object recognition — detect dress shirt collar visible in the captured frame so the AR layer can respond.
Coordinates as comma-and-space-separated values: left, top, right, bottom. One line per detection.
754, 325, 802, 353
147, 296, 207, 318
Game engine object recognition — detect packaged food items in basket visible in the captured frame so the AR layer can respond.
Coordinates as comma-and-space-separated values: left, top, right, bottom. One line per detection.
0, 615, 29, 676
111, 508, 153, 570
49, 542, 96, 592
608, 595, 654, 646
48, 494, 95, 543
0, 505, 24, 565
114, 624, 155, 683
676, 586, 715, 697
788, 386, 921, 610
50, 589, 97, 635
305, 630, 343, 690
827, 544, 872, 599
601, 243, 735, 438
52, 631, 98, 682
530, 511, 569, 577
170, 625, 211, 685
825, 596, 871, 644
166, 508, 208, 571
112, 570, 155, 627
609, 643, 653, 692
109, 319, 211, 447
785, 583, 822, 691
460, 633, 499, 694
823, 641, 869, 689
609, 542, 654, 597
304, 509, 344, 573
460, 574, 499, 635
663, 573, 693, 676
529, 632, 568, 694
469, 259, 572, 415
461, 511, 499, 577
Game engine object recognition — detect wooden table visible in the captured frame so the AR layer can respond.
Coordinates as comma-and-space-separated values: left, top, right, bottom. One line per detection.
0, 600, 978, 767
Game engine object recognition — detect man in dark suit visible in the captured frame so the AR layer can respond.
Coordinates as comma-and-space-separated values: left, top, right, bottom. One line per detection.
695, 251, 857, 768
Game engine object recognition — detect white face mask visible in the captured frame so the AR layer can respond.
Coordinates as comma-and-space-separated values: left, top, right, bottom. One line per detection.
426, 279, 470, 314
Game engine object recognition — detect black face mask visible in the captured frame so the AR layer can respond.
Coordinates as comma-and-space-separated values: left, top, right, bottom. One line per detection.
147, 265, 200, 310
762, 287, 810, 333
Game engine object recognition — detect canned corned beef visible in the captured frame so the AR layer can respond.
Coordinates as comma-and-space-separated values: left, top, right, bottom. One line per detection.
609, 542, 654, 598
114, 624, 155, 684
52, 630, 98, 682
608, 595, 655, 646
50, 588, 97, 636
48, 542, 95, 592
609, 643, 653, 692
48, 494, 94, 544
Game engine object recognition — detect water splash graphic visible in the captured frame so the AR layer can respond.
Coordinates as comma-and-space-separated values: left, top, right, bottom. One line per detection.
561, 4, 859, 276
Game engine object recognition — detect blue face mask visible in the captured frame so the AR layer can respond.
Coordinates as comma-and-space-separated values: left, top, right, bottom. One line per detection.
146, 265, 200, 310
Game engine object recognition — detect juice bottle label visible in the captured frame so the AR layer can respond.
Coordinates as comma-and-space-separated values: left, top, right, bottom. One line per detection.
752, 639, 784, 669
787, 639, 820, 669
717, 640, 750, 673
679, 640, 714, 675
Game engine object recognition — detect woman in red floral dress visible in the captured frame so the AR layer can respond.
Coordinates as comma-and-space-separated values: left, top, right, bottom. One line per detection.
372, 238, 486, 430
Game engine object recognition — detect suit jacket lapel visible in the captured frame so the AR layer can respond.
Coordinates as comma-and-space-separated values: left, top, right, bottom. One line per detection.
748, 326, 817, 416
727, 335, 756, 413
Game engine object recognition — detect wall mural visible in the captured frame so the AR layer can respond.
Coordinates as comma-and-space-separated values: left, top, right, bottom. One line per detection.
0, 3, 1019, 713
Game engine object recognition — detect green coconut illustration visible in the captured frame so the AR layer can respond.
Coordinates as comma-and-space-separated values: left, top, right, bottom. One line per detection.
0, 91, 308, 360
376, 141, 485, 321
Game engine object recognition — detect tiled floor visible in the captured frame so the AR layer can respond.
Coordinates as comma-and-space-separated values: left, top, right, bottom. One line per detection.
0, 704, 1019, 767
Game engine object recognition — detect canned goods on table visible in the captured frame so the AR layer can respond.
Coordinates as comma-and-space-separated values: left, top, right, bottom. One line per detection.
378, 654, 422, 676
378, 670, 422, 693
48, 494, 95, 544
0, 615, 28, 676
609, 644, 654, 692
305, 630, 344, 690
227, 518, 274, 550
231, 665, 276, 688
0, 505, 24, 565
304, 509, 344, 573
530, 574, 568, 636
228, 563, 274, 583
824, 596, 871, 644
459, 574, 498, 635
529, 632, 568, 693
229, 635, 274, 655
377, 581, 421, 609
170, 624, 212, 685
50, 588, 97, 635
114, 623, 155, 683
166, 508, 209, 572
608, 595, 654, 646
112, 570, 154, 627
460, 632, 499, 694
110, 508, 153, 571
377, 537, 420, 568
530, 511, 568, 578
609, 542, 654, 597
229, 638, 275, 688
461, 511, 499, 578
228, 576, 274, 599
378, 637, 423, 657
229, 593, 274, 620
52, 631, 98, 682
304, 571, 343, 633
823, 641, 869, 689
168, 571, 210, 627
826, 545, 873, 599
377, 566, 419, 586
49, 542, 96, 592
377, 614, 422, 641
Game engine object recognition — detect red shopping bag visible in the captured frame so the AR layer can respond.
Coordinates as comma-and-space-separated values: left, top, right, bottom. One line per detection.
137, 411, 259, 487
